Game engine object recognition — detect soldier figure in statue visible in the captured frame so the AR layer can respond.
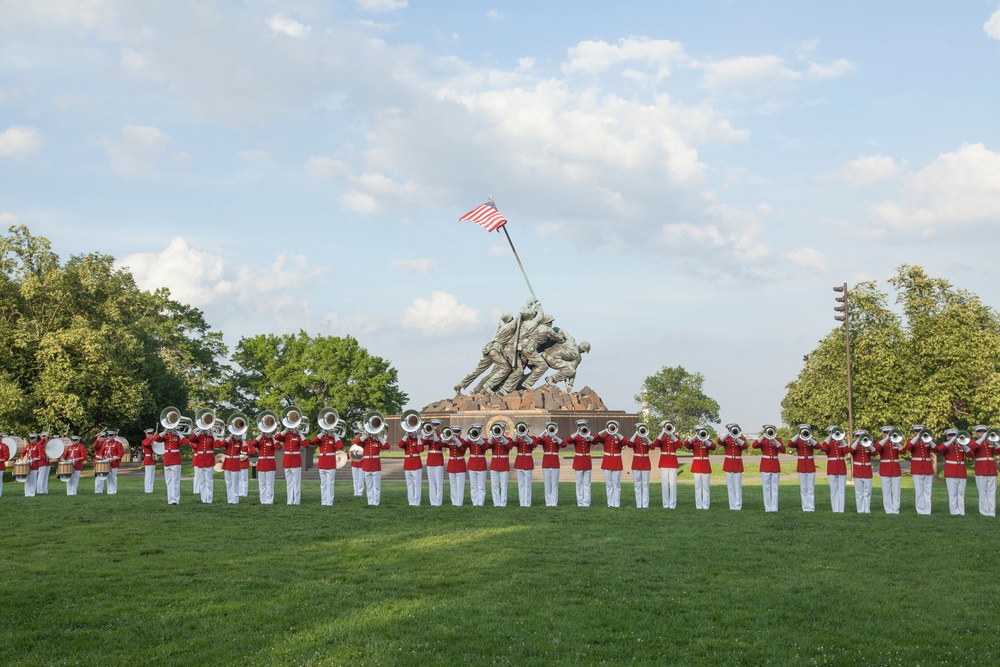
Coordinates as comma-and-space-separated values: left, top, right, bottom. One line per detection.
542, 337, 591, 393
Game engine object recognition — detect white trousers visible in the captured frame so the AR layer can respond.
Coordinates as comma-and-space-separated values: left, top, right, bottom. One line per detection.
799, 472, 815, 512
726, 472, 743, 510
543, 468, 559, 506
880, 475, 901, 514
64, 471, 78, 495
0, 476, 3, 497
24, 469, 37, 497
94, 471, 106, 494
427, 465, 444, 506
258, 470, 275, 504
976, 475, 996, 516
490, 470, 508, 507
352, 467, 364, 496
762, 472, 780, 512
449, 472, 466, 506
364, 471, 381, 506
661, 468, 678, 509
144, 465, 155, 493
469, 470, 487, 506
694, 472, 711, 510
855, 478, 872, 513
95, 470, 117, 494
634, 469, 650, 508
575, 470, 592, 507
194, 467, 213, 503
828, 474, 846, 513
224, 470, 240, 504
946, 477, 966, 515
37, 467, 49, 494
165, 464, 181, 504
913, 474, 933, 515
319, 468, 336, 506
405, 468, 423, 506
239, 469, 248, 497
604, 469, 622, 508
517, 469, 533, 507
285, 467, 301, 505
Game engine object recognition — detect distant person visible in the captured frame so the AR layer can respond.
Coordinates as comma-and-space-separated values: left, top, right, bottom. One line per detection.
465, 424, 489, 507
140, 428, 157, 493
652, 422, 681, 509
445, 426, 468, 507
624, 426, 653, 509
60, 436, 87, 496
538, 423, 565, 507
849, 430, 875, 514
970, 425, 997, 517
566, 420, 594, 507
819, 427, 849, 513
360, 429, 390, 507
752, 426, 785, 513
875, 426, 903, 514
486, 424, 512, 508
685, 427, 715, 510
718, 424, 748, 511
937, 429, 968, 516
512, 425, 538, 507
398, 428, 424, 506
154, 427, 190, 505
596, 422, 624, 508
904, 425, 936, 515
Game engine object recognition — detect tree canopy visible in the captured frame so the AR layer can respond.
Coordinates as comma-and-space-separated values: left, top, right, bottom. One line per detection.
635, 365, 721, 436
228, 332, 408, 431
781, 265, 1000, 434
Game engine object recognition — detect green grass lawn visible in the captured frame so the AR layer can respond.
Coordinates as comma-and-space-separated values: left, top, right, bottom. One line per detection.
1, 476, 997, 666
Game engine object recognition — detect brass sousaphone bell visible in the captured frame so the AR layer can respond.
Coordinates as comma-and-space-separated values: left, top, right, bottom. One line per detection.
400, 409, 422, 434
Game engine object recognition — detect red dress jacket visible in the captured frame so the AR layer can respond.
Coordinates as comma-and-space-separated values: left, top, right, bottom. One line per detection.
155, 432, 189, 467
875, 438, 902, 477
513, 435, 537, 470
539, 434, 565, 469
61, 443, 88, 471
361, 435, 390, 472
311, 434, 343, 470
445, 438, 468, 474
95, 438, 124, 469
820, 439, 849, 475
904, 436, 937, 476
567, 434, 593, 471
487, 436, 512, 472
424, 435, 445, 468
141, 436, 156, 466
970, 438, 998, 476
718, 435, 747, 473
653, 433, 680, 469
752, 437, 785, 474
276, 431, 307, 469
788, 435, 817, 473
850, 441, 875, 479
253, 436, 278, 473
685, 438, 715, 474
221, 437, 244, 472
597, 433, 624, 471
398, 435, 424, 471
466, 439, 488, 472
240, 439, 255, 470
936, 439, 969, 479
189, 432, 217, 469
625, 437, 652, 471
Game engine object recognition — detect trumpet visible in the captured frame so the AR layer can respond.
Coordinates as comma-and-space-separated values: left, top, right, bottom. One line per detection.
829, 426, 846, 442
763, 426, 777, 441
888, 428, 904, 448
467, 425, 483, 440
919, 428, 934, 444
490, 423, 505, 438
578, 425, 591, 438
363, 410, 385, 435
515, 421, 530, 438
859, 434, 874, 449
400, 409, 422, 433
728, 424, 743, 439
420, 421, 436, 437
696, 427, 710, 442
317, 407, 340, 432
442, 426, 455, 440
798, 426, 812, 441
256, 410, 279, 435
635, 423, 649, 439
545, 422, 558, 436
605, 420, 620, 435
957, 430, 972, 450
988, 428, 1000, 444
660, 420, 675, 436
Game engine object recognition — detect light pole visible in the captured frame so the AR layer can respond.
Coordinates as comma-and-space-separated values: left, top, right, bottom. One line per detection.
833, 283, 853, 438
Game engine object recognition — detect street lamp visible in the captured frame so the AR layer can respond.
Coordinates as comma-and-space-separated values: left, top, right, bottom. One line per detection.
833, 283, 853, 439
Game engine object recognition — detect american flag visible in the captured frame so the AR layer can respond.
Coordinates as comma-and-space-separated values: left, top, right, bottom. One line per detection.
459, 201, 507, 232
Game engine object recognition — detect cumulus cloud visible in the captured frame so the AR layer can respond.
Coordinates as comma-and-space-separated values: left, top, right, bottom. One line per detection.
400, 291, 479, 337
238, 149, 269, 161
487, 9, 503, 20
985, 10, 1000, 40
268, 15, 311, 38
352, 0, 408, 13
831, 154, 903, 186
391, 258, 434, 274
0, 125, 41, 158
99, 125, 182, 175
784, 247, 832, 273
305, 156, 350, 180
866, 144, 1000, 236
0, 212, 18, 225
563, 37, 685, 78
696, 53, 852, 93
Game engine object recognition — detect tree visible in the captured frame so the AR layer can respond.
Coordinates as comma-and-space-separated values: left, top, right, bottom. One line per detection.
782, 265, 1000, 434
0, 225, 227, 442
634, 365, 721, 437
229, 332, 408, 430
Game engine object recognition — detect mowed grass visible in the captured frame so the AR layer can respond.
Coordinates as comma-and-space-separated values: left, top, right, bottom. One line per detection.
1, 475, 998, 666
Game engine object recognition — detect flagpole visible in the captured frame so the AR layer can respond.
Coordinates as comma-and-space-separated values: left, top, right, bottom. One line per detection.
490, 196, 538, 303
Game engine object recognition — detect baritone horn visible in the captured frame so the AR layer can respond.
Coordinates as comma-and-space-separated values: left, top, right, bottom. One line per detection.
400, 409, 422, 433
256, 410, 279, 435
467, 425, 482, 440
281, 405, 304, 430
545, 422, 558, 436
988, 428, 1000, 443
363, 411, 385, 435
195, 407, 218, 431
160, 406, 193, 435
829, 426, 846, 442
317, 407, 340, 432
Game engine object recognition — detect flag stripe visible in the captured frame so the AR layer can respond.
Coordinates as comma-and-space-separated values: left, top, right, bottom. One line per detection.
459, 203, 507, 232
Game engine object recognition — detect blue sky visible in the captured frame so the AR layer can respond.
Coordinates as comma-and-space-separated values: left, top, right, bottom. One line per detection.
2, 1, 1000, 429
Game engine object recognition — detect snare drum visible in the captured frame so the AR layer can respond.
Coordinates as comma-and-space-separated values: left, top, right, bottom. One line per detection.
94, 459, 111, 478
57, 460, 75, 481
12, 459, 31, 482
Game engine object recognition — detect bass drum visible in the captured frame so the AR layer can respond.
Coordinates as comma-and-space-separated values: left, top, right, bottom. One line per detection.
2, 435, 25, 459
45, 437, 67, 459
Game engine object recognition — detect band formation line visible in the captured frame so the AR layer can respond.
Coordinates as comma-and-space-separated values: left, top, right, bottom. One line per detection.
1, 408, 997, 517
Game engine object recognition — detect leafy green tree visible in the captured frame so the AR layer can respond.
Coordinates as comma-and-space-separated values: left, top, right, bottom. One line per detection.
634, 365, 721, 437
0, 225, 227, 442
229, 332, 408, 430
782, 265, 1000, 435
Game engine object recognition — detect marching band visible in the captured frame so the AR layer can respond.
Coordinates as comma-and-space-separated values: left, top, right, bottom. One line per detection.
2, 411, 1000, 517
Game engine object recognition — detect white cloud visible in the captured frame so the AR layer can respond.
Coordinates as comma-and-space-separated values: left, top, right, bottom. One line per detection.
268, 15, 311, 38
831, 154, 903, 186
487, 9, 503, 20
868, 144, 1000, 236
985, 10, 1000, 40
340, 191, 381, 214
0, 125, 41, 158
238, 149, 269, 161
563, 37, 685, 78
391, 258, 434, 274
400, 291, 479, 337
305, 156, 350, 180
99, 125, 175, 175
322, 312, 386, 337
488, 245, 508, 258
696, 53, 852, 93
0, 212, 18, 225
0, 89, 25, 105
352, 0, 408, 13
784, 247, 832, 273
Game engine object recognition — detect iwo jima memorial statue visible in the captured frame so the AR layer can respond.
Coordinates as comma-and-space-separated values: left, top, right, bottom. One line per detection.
385, 199, 638, 440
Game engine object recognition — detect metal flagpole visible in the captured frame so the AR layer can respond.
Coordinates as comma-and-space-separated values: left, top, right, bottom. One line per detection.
489, 196, 538, 303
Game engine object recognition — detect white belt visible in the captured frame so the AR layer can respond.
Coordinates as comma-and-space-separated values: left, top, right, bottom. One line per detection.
911, 457, 931, 461
259, 456, 274, 460
575, 453, 591, 456
405, 453, 420, 457
318, 452, 336, 457
797, 456, 814, 459
975, 458, 991, 462
946, 460, 965, 464
363, 455, 379, 459
855, 462, 872, 466
828, 457, 844, 461
604, 453, 621, 457
725, 455, 742, 459
224, 455, 241, 459
762, 455, 778, 459
469, 454, 485, 458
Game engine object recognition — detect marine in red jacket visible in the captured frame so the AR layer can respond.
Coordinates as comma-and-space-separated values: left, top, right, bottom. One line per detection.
140, 428, 157, 494
624, 426, 653, 509
276, 428, 309, 506
360, 431, 391, 506
718, 424, 748, 511
398, 432, 425, 506
752, 427, 785, 512
512, 426, 538, 507
596, 424, 624, 508
487, 426, 512, 507
466, 424, 489, 507
445, 427, 468, 506
820, 427, 850, 512
936, 429, 970, 516
221, 436, 246, 504
850, 431, 876, 514
653, 423, 681, 509
539, 424, 565, 507
788, 425, 819, 512
188, 429, 218, 504
903, 424, 936, 515
970, 425, 998, 517
59, 436, 88, 496
251, 433, 279, 505
875, 426, 903, 514
686, 428, 716, 510
154, 429, 190, 505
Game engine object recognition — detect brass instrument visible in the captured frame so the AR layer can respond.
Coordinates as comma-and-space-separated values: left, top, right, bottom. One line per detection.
442, 426, 455, 440
256, 410, 279, 435
660, 420, 676, 436
763, 426, 777, 441
605, 420, 620, 435
578, 425, 591, 438
635, 423, 649, 439
420, 421, 436, 437
332, 424, 346, 440
227, 412, 249, 437
728, 424, 743, 439
859, 433, 874, 449
317, 407, 340, 432
160, 406, 193, 435
696, 427, 711, 442
281, 405, 305, 431
988, 428, 1000, 444
919, 428, 934, 444
400, 409, 422, 434
798, 426, 812, 441
195, 407, 218, 432
467, 425, 483, 440
957, 430, 972, 451
490, 423, 505, 438
515, 421, 530, 438
829, 426, 846, 442
363, 410, 386, 435
545, 422, 558, 436
888, 428, 904, 449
